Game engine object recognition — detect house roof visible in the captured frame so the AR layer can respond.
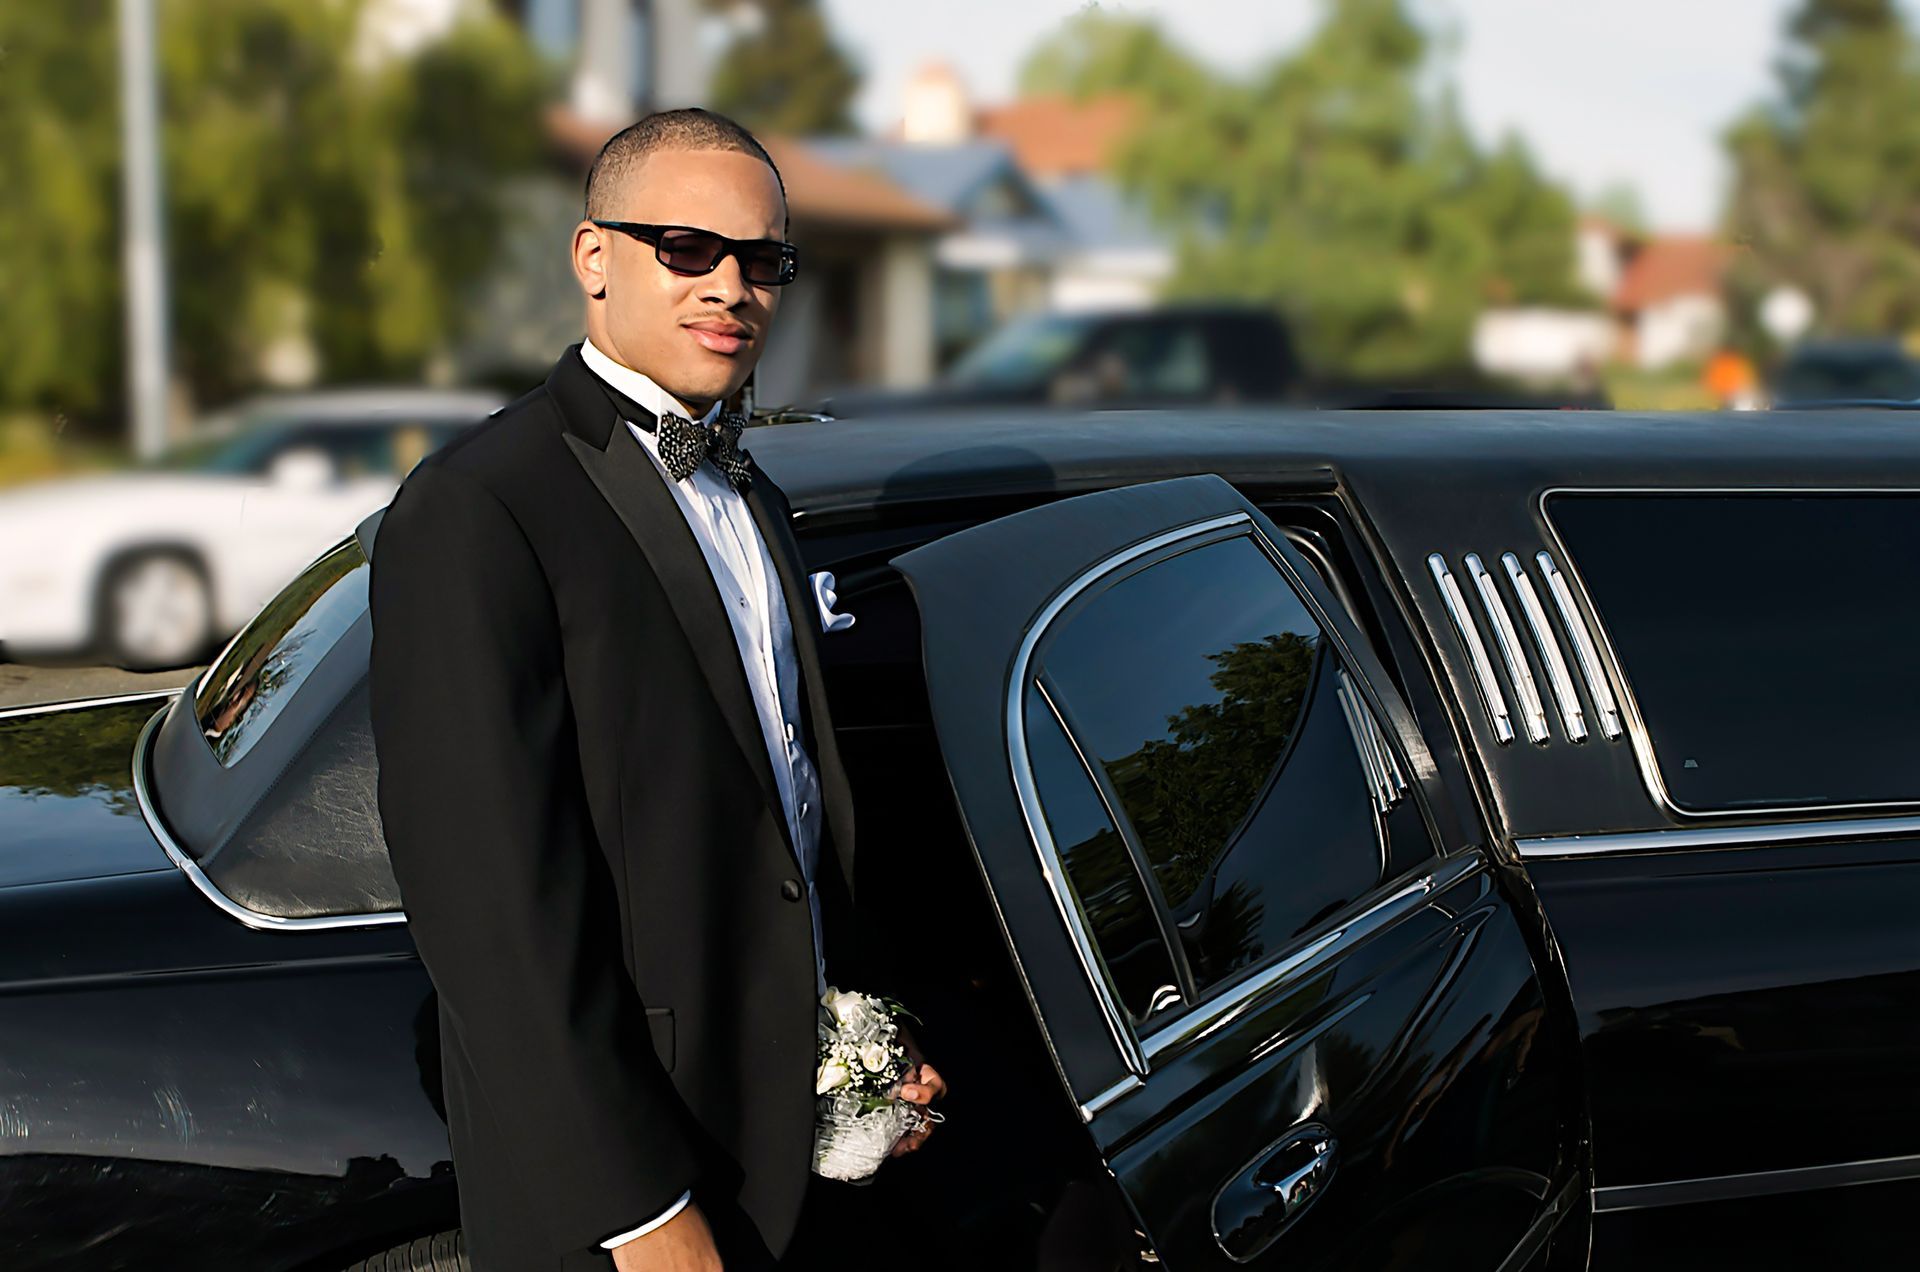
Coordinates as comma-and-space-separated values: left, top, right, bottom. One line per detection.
974, 93, 1139, 177
804, 136, 1034, 218
1038, 174, 1165, 253
1614, 235, 1730, 311
542, 106, 955, 234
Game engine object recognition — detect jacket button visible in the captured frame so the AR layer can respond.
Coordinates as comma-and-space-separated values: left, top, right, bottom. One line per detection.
780, 878, 803, 902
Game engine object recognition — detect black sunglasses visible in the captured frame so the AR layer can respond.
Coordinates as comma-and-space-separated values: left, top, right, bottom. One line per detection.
591, 220, 799, 287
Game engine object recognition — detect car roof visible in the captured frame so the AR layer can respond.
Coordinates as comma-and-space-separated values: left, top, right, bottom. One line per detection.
748, 406, 1920, 520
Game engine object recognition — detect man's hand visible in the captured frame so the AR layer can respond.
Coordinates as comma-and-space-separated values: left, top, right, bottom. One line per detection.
890, 1024, 948, 1158
609, 1201, 723, 1271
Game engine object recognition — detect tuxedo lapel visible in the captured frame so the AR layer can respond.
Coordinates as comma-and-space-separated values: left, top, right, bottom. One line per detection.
744, 459, 856, 903
547, 347, 793, 859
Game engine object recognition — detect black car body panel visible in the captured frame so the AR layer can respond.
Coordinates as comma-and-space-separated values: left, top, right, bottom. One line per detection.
4, 407, 1919, 1267
0, 700, 451, 1270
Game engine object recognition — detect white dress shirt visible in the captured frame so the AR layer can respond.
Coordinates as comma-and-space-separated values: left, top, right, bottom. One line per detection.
580, 338, 830, 1251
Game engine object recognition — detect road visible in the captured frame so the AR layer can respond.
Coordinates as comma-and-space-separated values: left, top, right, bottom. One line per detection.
0, 659, 201, 712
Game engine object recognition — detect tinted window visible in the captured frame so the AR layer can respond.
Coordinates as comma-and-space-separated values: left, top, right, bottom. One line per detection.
1085, 321, 1212, 399
1039, 533, 1386, 994
1550, 492, 1920, 812
195, 538, 369, 766
1026, 685, 1182, 1026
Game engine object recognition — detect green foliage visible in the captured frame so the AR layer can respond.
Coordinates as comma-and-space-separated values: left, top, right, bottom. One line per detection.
1018, 0, 1583, 381
1724, 0, 1920, 338
0, 1, 550, 425
706, 0, 860, 136
1106, 632, 1319, 908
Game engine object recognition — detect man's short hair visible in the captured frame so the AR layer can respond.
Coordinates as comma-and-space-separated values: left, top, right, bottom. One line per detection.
584, 108, 788, 227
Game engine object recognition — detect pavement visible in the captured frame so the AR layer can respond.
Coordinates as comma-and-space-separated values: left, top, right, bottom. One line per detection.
0, 658, 201, 712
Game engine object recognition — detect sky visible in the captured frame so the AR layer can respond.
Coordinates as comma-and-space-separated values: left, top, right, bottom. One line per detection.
820, 0, 1920, 233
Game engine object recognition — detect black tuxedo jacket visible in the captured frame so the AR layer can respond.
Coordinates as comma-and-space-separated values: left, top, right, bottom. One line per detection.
368, 344, 858, 1270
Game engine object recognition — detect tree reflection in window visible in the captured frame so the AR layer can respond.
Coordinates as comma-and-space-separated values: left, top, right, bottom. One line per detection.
1105, 631, 1319, 908
1041, 533, 1384, 997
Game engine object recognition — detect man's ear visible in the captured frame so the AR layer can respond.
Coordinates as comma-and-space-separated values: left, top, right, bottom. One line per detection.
571, 220, 608, 300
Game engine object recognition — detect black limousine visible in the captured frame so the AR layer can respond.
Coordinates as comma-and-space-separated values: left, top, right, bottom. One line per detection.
3, 407, 1918, 1271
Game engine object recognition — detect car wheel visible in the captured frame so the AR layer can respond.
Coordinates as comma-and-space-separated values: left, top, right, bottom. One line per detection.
338, 1227, 468, 1271
94, 549, 215, 672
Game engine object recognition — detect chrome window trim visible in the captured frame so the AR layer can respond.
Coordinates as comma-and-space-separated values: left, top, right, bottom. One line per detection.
130, 704, 408, 932
1008, 511, 1250, 1080
1500, 552, 1588, 743
1592, 1152, 1920, 1213
1539, 485, 1920, 818
1532, 549, 1622, 740
1077, 1073, 1144, 1122
1137, 850, 1484, 1067
1515, 811, 1920, 860
0, 687, 181, 721
1426, 553, 1515, 744
1464, 552, 1550, 745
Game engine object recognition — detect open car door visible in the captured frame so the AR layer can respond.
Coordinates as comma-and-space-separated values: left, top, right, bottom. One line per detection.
892, 475, 1585, 1272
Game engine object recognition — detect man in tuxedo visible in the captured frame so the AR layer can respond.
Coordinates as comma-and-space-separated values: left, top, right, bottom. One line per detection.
368, 108, 944, 1271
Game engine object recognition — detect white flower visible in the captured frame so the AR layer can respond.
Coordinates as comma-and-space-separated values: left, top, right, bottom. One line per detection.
815, 1059, 851, 1094
859, 1041, 890, 1073
823, 988, 869, 1028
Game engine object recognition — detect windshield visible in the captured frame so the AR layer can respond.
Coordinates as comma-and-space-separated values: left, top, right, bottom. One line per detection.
143, 421, 288, 475
945, 313, 1095, 390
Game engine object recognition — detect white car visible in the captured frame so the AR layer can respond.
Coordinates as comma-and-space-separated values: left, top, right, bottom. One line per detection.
0, 387, 502, 670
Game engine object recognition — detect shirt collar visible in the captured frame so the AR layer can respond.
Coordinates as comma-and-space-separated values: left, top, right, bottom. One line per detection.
580, 337, 724, 427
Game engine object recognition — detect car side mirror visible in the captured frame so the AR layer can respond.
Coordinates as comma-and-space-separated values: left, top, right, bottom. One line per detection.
268, 447, 335, 490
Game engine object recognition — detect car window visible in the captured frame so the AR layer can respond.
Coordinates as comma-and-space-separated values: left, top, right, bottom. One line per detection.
1082, 321, 1212, 399
279, 426, 399, 480
1035, 532, 1386, 997
1025, 683, 1184, 1027
1549, 491, 1920, 813
945, 312, 1095, 390
194, 538, 369, 766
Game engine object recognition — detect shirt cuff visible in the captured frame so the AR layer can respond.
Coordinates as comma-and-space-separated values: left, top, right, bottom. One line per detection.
598, 1189, 693, 1248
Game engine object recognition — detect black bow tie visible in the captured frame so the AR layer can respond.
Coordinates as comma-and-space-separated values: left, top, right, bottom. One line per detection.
655, 406, 753, 493
597, 378, 753, 493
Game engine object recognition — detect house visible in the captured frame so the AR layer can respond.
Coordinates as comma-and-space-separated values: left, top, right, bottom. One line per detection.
809, 64, 1174, 368
1612, 235, 1731, 370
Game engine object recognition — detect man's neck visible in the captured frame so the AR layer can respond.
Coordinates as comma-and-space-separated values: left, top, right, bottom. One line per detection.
580, 336, 717, 423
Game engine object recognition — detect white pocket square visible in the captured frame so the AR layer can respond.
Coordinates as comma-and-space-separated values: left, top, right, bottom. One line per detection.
809, 569, 856, 633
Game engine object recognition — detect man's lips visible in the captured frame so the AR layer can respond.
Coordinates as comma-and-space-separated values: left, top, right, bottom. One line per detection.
684, 322, 749, 355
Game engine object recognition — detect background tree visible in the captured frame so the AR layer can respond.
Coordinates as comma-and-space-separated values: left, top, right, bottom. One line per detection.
704, 0, 861, 136
0, 0, 547, 432
1019, 0, 1582, 382
1724, 0, 1920, 339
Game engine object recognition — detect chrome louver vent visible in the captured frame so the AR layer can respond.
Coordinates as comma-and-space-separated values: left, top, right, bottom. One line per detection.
1334, 667, 1409, 813
1426, 549, 1623, 746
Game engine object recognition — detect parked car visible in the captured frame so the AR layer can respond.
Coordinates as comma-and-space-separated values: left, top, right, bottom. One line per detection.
0, 388, 502, 672
1768, 337, 1920, 407
4, 406, 1918, 1270
815, 304, 1303, 417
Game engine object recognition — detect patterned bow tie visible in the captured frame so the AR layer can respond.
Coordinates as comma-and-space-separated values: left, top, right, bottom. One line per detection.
655, 407, 754, 493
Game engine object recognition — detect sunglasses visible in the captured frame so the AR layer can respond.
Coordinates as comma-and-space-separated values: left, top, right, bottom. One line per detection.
591, 220, 800, 287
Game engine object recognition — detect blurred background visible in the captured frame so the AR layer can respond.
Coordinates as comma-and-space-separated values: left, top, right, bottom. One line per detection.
6, 0, 1920, 697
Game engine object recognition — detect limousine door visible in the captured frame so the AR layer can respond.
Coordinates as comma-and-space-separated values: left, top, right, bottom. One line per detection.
892, 474, 1585, 1271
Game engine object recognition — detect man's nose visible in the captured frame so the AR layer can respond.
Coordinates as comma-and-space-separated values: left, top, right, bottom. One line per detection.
697, 252, 749, 307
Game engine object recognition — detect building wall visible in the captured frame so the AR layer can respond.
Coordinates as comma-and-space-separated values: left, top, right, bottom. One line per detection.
1637, 294, 1726, 370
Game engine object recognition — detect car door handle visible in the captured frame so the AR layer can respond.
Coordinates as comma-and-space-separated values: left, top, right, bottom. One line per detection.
1212, 1124, 1337, 1262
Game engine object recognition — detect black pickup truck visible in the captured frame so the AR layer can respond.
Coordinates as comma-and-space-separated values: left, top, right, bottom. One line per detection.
816, 304, 1305, 417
